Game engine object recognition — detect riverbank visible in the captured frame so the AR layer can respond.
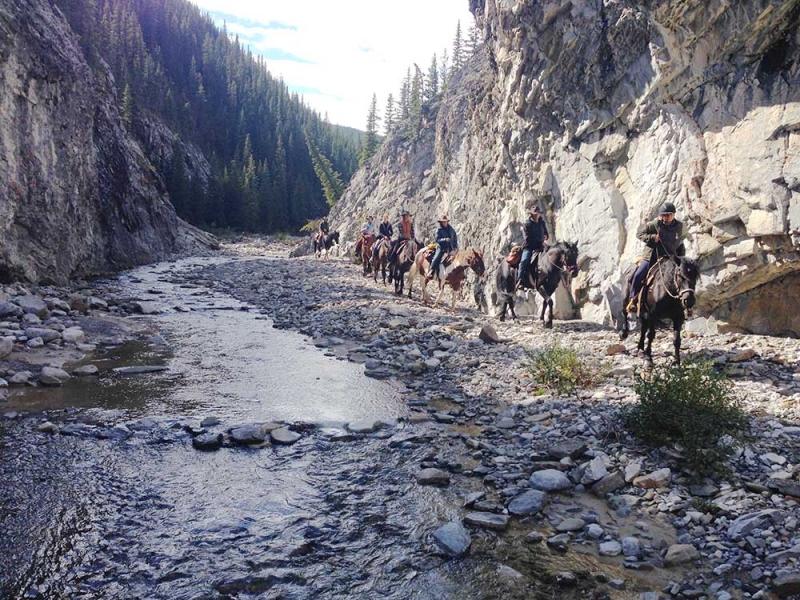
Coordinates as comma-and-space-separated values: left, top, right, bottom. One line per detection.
196, 237, 800, 600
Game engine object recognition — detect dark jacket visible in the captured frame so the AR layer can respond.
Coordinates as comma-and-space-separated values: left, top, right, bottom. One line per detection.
319, 220, 329, 234
523, 217, 548, 250
397, 219, 415, 240
435, 224, 458, 251
379, 221, 393, 238
637, 218, 685, 262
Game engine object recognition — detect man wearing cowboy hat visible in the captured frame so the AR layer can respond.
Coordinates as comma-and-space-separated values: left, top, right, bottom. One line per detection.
354, 214, 377, 258
429, 214, 458, 280
517, 205, 549, 290
388, 210, 415, 267
626, 201, 686, 313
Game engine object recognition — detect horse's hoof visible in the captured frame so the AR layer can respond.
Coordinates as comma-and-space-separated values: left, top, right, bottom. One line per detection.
545, 321, 553, 329
499, 316, 506, 322
619, 331, 628, 341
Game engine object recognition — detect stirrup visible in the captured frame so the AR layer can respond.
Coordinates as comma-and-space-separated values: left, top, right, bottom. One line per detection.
626, 298, 638, 313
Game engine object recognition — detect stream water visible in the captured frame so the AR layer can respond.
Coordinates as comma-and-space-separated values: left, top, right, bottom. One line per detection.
0, 257, 487, 600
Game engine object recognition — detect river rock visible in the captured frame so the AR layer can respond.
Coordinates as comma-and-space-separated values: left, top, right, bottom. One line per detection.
113, 366, 169, 375
432, 522, 471, 558
16, 295, 48, 317
0, 337, 13, 358
663, 544, 699, 567
24, 328, 61, 343
774, 572, 800, 597
606, 344, 627, 355
464, 512, 509, 531
201, 417, 221, 427
131, 301, 161, 314
591, 471, 626, 497
622, 537, 641, 558
38, 421, 59, 434
61, 327, 85, 344
730, 348, 756, 362
347, 420, 383, 433
416, 468, 450, 486
478, 324, 500, 344
229, 425, 269, 445
73, 365, 99, 376
193, 432, 223, 451
10, 371, 32, 384
27, 337, 44, 348
0, 301, 23, 318
580, 456, 609, 484
270, 427, 301, 445
40, 366, 70, 386
556, 518, 586, 533
599, 541, 622, 556
727, 509, 783, 540
529, 469, 572, 492
633, 468, 671, 489
507, 489, 548, 515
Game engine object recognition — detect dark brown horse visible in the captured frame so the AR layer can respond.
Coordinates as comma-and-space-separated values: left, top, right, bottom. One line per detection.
373, 237, 392, 284
313, 231, 339, 259
495, 242, 579, 327
359, 234, 376, 276
620, 256, 698, 365
390, 239, 421, 296
408, 248, 486, 310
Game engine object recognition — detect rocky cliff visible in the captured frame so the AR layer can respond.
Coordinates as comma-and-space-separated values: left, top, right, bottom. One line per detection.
332, 0, 800, 337
0, 0, 213, 285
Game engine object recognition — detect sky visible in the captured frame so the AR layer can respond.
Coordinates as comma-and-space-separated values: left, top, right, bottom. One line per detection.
190, 0, 476, 130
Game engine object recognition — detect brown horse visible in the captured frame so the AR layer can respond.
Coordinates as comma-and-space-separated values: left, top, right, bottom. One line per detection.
408, 248, 486, 310
390, 239, 421, 296
360, 234, 376, 276
373, 237, 392, 284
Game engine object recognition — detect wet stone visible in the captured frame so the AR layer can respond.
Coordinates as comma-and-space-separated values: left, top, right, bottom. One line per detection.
37, 421, 59, 434
193, 433, 223, 451
73, 365, 99, 376
416, 468, 450, 486
432, 522, 471, 558
346, 420, 382, 433
464, 512, 509, 531
230, 425, 268, 445
200, 417, 221, 427
270, 427, 301, 445
113, 366, 169, 375
25, 328, 60, 343
40, 366, 70, 386
529, 469, 572, 492
507, 489, 548, 516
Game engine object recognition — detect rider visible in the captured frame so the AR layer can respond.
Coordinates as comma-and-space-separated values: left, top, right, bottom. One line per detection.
354, 214, 377, 258
429, 214, 457, 281
516, 204, 549, 290
317, 216, 330, 244
388, 210, 415, 269
626, 201, 686, 313
373, 214, 394, 260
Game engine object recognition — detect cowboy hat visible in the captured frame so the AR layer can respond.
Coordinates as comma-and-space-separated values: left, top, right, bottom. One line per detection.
401, 210, 411, 217
438, 214, 449, 222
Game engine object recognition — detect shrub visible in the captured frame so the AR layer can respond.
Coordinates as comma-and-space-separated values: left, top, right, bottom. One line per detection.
623, 361, 749, 477
524, 343, 607, 396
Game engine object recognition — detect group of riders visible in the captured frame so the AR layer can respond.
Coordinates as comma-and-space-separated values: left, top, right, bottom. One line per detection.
315, 199, 686, 312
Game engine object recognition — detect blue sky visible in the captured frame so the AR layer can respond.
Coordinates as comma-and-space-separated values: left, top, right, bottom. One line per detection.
192, 0, 475, 129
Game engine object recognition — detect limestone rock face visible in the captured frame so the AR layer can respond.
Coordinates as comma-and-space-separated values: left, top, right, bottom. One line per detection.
0, 0, 212, 283
331, 0, 800, 335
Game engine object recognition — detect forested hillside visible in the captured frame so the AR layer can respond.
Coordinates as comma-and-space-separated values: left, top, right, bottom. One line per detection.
55, 0, 360, 233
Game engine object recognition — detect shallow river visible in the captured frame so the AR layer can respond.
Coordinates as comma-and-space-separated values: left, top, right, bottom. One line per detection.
0, 257, 492, 600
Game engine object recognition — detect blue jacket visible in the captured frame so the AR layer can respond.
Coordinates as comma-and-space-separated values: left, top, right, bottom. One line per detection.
523, 217, 548, 250
435, 224, 458, 251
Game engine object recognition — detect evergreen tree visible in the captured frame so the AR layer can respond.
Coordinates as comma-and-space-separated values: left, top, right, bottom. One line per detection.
425, 54, 438, 102
166, 138, 190, 217
384, 94, 395, 135
440, 49, 450, 95
305, 132, 344, 208
121, 82, 134, 129
465, 22, 480, 56
359, 93, 380, 166
451, 20, 465, 75
399, 68, 411, 120
409, 67, 423, 135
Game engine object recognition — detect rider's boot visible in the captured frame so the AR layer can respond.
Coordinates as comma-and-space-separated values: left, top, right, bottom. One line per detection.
626, 296, 638, 314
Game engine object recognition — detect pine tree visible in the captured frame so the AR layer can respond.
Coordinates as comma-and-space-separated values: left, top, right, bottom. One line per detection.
305, 131, 344, 208
384, 94, 395, 135
399, 68, 411, 120
465, 22, 480, 56
451, 20, 464, 75
166, 137, 190, 216
409, 67, 423, 134
359, 93, 380, 166
439, 49, 450, 95
425, 54, 439, 102
121, 83, 134, 129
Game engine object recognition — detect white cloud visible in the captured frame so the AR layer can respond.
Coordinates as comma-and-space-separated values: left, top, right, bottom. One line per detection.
190, 0, 475, 129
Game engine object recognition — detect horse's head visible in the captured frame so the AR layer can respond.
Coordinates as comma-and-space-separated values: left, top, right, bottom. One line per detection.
468, 248, 486, 277
551, 241, 579, 284
330, 231, 340, 245
676, 257, 698, 310
563, 241, 580, 275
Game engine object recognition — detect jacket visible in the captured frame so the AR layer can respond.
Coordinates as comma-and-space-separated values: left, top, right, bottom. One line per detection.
637, 218, 685, 262
379, 222, 393, 237
523, 217, 548, 250
435, 224, 458, 250
319, 220, 329, 234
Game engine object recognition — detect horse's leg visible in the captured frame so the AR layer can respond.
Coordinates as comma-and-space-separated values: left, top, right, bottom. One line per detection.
499, 295, 508, 322
538, 291, 547, 324
545, 297, 554, 329
637, 319, 647, 354
407, 264, 417, 299
619, 310, 629, 340
645, 321, 656, 362
673, 318, 682, 366
509, 295, 518, 321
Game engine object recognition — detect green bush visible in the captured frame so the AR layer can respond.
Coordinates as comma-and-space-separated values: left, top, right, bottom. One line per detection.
524, 344, 606, 396
623, 362, 749, 477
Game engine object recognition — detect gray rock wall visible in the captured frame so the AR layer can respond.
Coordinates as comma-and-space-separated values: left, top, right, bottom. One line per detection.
0, 0, 198, 284
331, 0, 800, 336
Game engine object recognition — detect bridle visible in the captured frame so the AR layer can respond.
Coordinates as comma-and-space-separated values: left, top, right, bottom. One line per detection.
654, 257, 695, 305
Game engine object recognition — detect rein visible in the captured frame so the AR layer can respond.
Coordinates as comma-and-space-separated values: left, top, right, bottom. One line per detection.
652, 257, 694, 300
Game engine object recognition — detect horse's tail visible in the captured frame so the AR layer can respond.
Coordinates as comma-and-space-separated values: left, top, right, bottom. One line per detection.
407, 262, 419, 298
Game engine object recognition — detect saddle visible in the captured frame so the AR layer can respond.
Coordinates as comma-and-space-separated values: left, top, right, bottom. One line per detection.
506, 245, 522, 266
423, 247, 454, 267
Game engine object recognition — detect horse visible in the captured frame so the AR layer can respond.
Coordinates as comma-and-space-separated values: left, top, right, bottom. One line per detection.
313, 231, 339, 259
408, 247, 486, 310
372, 237, 392, 284
390, 239, 421, 296
619, 256, 699, 366
359, 234, 377, 276
495, 242, 579, 327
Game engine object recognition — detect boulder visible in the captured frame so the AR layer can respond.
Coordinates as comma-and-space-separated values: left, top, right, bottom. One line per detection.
478, 324, 500, 344
464, 512, 509, 531
663, 544, 699, 567
15, 295, 48, 317
0, 337, 13, 359
192, 433, 223, 451
40, 366, 70, 386
270, 427, 301, 445
416, 468, 450, 486
61, 327, 85, 344
432, 522, 471, 558
633, 468, 671, 489
24, 328, 61, 343
529, 469, 572, 492
507, 490, 548, 516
